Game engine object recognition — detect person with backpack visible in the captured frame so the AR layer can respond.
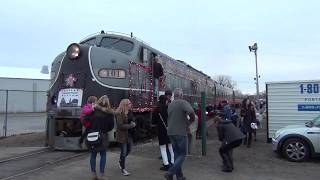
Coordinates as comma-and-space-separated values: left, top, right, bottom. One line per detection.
222, 100, 232, 121
152, 95, 174, 171
87, 95, 115, 180
230, 108, 239, 127
115, 99, 136, 176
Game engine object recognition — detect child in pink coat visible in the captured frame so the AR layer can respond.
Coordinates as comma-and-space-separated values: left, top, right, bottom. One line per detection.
79, 96, 98, 145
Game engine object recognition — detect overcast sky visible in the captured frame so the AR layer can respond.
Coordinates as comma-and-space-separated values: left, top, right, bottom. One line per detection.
1, 0, 320, 94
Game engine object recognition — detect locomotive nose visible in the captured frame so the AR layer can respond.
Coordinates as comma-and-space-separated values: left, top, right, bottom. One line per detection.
89, 47, 130, 80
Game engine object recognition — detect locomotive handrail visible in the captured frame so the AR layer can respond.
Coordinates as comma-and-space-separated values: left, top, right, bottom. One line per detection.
104, 31, 152, 46
79, 31, 151, 46
79, 32, 101, 42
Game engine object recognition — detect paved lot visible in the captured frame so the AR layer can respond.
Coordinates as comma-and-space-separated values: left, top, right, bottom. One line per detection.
1, 123, 319, 180
0, 113, 46, 136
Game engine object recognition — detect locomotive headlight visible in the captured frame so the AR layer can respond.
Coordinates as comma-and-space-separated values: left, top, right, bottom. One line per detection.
66, 43, 81, 60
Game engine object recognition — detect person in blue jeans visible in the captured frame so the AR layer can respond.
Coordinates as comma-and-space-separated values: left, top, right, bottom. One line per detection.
87, 95, 115, 180
90, 151, 106, 180
115, 99, 136, 176
164, 88, 195, 180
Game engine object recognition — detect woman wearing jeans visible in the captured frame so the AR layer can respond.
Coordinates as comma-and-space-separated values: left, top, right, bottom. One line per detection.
115, 99, 136, 176
87, 95, 115, 180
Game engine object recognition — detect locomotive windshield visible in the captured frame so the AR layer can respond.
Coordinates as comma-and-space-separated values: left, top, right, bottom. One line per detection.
80, 38, 96, 46
100, 37, 134, 52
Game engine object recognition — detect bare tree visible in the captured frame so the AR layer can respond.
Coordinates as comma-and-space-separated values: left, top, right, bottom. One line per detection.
215, 75, 237, 89
234, 89, 243, 96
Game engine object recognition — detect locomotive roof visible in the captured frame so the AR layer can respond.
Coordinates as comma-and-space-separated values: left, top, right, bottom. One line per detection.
80, 31, 216, 84
80, 31, 175, 60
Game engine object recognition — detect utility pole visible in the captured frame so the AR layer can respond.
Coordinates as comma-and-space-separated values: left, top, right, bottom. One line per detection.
201, 92, 207, 156
249, 43, 260, 111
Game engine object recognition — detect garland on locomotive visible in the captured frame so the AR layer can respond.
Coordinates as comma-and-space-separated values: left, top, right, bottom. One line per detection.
46, 31, 238, 150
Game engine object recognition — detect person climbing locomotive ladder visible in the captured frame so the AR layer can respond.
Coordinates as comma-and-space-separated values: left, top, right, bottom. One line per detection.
152, 54, 164, 98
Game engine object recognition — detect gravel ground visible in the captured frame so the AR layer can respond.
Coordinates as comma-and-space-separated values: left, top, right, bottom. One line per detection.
0, 112, 46, 136
1, 118, 320, 180
0, 132, 45, 147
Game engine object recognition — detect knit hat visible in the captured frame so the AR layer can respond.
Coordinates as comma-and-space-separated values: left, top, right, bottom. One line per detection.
192, 102, 199, 109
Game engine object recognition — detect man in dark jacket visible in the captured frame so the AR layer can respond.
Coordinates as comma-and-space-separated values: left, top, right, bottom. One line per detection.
214, 116, 245, 172
153, 55, 163, 97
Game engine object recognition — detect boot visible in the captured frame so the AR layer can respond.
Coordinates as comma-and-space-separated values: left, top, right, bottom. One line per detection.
221, 153, 233, 172
91, 172, 98, 180
243, 138, 247, 145
221, 167, 233, 172
164, 173, 173, 180
98, 173, 107, 180
160, 164, 170, 171
228, 150, 234, 170
177, 176, 187, 180
221, 155, 232, 172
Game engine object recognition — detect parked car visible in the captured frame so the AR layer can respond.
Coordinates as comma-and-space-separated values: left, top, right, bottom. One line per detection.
272, 115, 320, 162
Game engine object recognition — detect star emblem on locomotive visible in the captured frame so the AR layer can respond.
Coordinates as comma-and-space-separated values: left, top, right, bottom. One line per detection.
65, 74, 77, 87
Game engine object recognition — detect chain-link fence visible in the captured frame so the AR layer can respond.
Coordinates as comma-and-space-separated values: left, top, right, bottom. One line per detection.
0, 89, 47, 137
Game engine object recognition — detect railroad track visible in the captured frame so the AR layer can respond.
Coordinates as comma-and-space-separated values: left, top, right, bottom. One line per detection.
0, 149, 88, 180
0, 148, 52, 164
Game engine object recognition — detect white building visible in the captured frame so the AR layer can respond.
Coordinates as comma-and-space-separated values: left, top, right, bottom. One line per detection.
0, 66, 50, 113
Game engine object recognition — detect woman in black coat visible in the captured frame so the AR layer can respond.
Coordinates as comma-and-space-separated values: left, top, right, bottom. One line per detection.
240, 98, 256, 148
152, 95, 174, 171
87, 95, 115, 180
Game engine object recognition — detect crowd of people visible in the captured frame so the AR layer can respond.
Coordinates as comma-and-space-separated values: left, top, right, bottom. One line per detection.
79, 88, 262, 180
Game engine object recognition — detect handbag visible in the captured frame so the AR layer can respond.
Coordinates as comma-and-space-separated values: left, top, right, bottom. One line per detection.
158, 113, 168, 130
86, 131, 103, 150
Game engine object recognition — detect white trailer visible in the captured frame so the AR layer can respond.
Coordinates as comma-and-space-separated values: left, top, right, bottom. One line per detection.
266, 80, 320, 141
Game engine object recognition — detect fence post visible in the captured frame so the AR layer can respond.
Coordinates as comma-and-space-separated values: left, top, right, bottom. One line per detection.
3, 90, 8, 137
201, 91, 207, 156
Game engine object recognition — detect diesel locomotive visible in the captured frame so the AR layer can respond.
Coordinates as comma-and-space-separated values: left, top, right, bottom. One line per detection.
46, 31, 238, 150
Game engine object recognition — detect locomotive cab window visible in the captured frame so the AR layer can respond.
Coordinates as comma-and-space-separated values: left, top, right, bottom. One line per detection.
140, 47, 149, 63
100, 37, 134, 52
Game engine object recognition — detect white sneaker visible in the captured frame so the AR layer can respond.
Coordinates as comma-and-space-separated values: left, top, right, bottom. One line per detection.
121, 169, 131, 176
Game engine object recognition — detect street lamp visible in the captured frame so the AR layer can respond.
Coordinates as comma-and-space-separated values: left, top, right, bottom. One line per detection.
249, 42, 260, 111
